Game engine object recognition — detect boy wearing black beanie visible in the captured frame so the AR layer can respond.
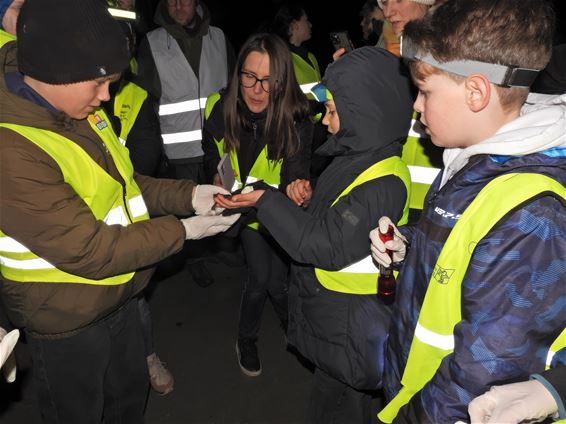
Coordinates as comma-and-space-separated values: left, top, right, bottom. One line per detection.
0, 0, 238, 421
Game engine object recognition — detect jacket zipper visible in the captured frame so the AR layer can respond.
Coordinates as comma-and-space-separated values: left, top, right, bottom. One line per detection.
251, 120, 257, 141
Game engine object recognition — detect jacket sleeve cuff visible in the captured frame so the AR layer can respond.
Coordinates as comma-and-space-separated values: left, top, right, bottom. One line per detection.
531, 373, 564, 420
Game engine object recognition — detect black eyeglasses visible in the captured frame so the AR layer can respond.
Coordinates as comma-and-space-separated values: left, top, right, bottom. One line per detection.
240, 72, 271, 93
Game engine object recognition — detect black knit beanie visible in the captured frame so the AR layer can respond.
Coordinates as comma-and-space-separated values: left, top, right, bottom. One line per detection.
17, 0, 130, 84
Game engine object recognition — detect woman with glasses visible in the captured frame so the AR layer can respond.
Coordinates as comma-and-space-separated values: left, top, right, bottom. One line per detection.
202, 32, 313, 377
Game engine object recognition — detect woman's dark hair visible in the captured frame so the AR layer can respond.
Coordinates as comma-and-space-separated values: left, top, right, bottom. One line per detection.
270, 2, 306, 42
223, 32, 310, 160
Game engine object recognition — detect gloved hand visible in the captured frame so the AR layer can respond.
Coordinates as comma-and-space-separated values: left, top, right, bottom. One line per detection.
468, 379, 558, 424
192, 185, 231, 216
369, 216, 407, 267
181, 214, 240, 240
0, 327, 19, 383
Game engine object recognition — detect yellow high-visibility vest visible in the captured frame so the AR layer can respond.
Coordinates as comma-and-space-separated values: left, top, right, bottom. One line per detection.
113, 81, 148, 143
314, 156, 410, 294
0, 109, 150, 285
401, 111, 442, 210
379, 172, 566, 422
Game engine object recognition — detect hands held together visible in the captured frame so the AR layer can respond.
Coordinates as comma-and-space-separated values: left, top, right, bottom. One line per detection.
181, 184, 241, 240
369, 216, 407, 267
286, 179, 312, 207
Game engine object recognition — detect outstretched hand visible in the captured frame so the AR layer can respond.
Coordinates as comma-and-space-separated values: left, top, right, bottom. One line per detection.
214, 190, 266, 209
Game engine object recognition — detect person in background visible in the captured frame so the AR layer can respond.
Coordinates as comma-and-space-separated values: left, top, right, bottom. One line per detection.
270, 1, 329, 180
271, 2, 320, 100
216, 46, 414, 423
377, 0, 442, 221
136, 0, 236, 287
202, 32, 312, 378
0, 0, 238, 421
359, 0, 385, 47
370, 0, 565, 422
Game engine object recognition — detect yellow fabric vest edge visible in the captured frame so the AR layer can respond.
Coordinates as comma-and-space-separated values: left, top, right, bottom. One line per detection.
0, 110, 150, 285
378, 172, 566, 422
314, 156, 411, 295
204, 93, 282, 231
0, 30, 16, 48
113, 82, 148, 142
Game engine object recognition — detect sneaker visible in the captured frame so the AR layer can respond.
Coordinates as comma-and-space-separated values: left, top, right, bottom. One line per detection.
147, 353, 174, 395
236, 339, 262, 377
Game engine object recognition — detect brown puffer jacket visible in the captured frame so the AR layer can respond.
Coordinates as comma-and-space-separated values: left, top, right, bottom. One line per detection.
0, 41, 195, 337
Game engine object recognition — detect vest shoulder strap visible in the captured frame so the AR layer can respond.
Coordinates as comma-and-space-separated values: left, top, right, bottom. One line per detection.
205, 92, 221, 121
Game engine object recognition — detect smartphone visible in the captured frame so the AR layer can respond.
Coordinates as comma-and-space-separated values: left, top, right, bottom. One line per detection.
216, 153, 235, 191
329, 31, 354, 53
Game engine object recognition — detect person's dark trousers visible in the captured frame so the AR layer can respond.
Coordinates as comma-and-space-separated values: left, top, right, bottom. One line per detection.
26, 299, 148, 424
137, 294, 154, 357
307, 368, 373, 424
238, 227, 290, 340
168, 157, 215, 287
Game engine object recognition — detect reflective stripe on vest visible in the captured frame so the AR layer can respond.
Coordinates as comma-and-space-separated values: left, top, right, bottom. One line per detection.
314, 156, 411, 294
107, 7, 136, 20
292, 52, 321, 101
114, 82, 148, 142
147, 26, 228, 160
401, 111, 442, 210
0, 110, 150, 285
378, 173, 566, 423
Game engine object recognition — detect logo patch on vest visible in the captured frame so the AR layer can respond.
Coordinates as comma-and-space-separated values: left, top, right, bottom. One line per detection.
432, 265, 454, 285
88, 113, 108, 131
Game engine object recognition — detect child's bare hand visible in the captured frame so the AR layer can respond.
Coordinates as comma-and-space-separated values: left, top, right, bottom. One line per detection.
332, 48, 346, 62
214, 190, 265, 209
286, 179, 312, 207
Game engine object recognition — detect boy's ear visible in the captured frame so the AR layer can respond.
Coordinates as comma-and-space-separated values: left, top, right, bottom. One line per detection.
465, 74, 491, 112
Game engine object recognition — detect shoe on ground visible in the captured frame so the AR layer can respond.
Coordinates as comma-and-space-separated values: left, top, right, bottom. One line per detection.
187, 261, 214, 287
236, 339, 262, 377
147, 353, 174, 395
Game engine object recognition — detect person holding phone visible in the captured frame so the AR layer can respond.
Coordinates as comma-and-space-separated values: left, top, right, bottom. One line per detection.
202, 32, 313, 377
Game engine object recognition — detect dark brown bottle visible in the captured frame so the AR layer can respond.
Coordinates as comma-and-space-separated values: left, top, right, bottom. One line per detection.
377, 225, 396, 305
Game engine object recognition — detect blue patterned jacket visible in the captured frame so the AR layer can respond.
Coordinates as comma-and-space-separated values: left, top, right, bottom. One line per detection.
383, 124, 566, 421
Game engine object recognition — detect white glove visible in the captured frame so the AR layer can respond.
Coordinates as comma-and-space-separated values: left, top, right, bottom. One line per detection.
0, 327, 19, 383
181, 214, 240, 240
468, 379, 558, 424
192, 184, 230, 216
369, 216, 407, 267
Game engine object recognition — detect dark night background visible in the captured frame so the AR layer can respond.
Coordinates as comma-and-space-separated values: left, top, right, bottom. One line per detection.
206, 0, 369, 73
136, 0, 565, 78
